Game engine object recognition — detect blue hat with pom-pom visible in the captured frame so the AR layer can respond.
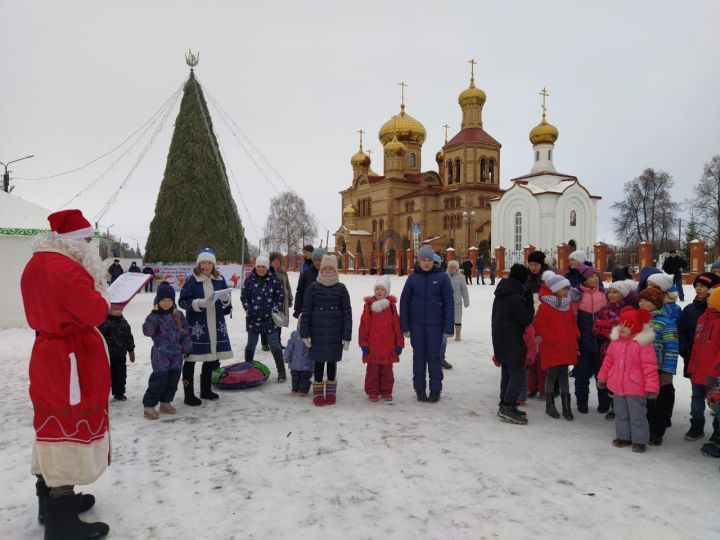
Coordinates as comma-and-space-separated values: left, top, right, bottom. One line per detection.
155, 281, 175, 305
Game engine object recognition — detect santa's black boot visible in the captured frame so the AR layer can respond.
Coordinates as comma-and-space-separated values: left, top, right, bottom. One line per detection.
44, 493, 108, 540
200, 360, 220, 400
272, 349, 287, 382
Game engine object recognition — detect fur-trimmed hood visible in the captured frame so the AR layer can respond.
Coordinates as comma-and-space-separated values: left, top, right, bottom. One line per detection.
610, 324, 655, 345
364, 294, 397, 313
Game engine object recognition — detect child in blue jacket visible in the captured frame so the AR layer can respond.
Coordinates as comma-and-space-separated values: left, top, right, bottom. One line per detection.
400, 245, 454, 403
284, 315, 314, 396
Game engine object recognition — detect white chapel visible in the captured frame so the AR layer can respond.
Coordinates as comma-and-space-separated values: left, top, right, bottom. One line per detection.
490, 90, 599, 259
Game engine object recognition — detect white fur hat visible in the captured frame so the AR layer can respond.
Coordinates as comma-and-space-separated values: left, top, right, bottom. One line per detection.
607, 279, 637, 298
375, 276, 391, 294
542, 270, 571, 293
255, 253, 270, 268
647, 272, 674, 292
569, 250, 586, 264
196, 248, 217, 265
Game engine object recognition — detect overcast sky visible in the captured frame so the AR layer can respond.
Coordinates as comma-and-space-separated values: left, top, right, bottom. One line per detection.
2, 0, 719, 251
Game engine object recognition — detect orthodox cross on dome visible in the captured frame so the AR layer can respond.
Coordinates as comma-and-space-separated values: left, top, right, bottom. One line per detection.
468, 58, 477, 84
442, 123, 450, 143
540, 87, 549, 119
398, 81, 407, 112
185, 49, 200, 71
367, 149, 373, 159
357, 129, 365, 151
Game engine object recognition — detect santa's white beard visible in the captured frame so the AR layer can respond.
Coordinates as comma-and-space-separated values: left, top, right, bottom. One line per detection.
31, 234, 109, 298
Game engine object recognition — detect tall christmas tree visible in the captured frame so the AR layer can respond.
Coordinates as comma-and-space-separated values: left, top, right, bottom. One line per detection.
145, 53, 248, 263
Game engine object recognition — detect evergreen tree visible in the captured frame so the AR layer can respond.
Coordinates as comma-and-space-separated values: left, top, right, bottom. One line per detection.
145, 72, 248, 263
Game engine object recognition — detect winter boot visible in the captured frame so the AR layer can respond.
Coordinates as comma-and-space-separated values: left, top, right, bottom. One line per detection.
497, 403, 528, 425
244, 349, 255, 363
685, 418, 705, 441
36, 478, 95, 526
576, 394, 589, 414
325, 380, 337, 405
700, 442, 720, 457
605, 402, 616, 420
612, 439, 632, 448
632, 443, 646, 453
271, 349, 287, 382
183, 378, 202, 406
200, 361, 219, 400
709, 418, 720, 444
416, 390, 428, 402
143, 407, 159, 420
428, 391, 441, 403
561, 392, 574, 421
159, 402, 176, 414
441, 357, 453, 369
454, 324, 462, 341
44, 493, 109, 539
312, 381, 326, 407
545, 394, 560, 419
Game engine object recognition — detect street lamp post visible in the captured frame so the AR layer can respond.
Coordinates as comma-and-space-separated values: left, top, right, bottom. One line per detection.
0, 155, 35, 193
462, 210, 477, 252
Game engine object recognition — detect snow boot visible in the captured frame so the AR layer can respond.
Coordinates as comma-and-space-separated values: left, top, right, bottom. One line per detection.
312, 381, 326, 407
709, 418, 720, 444
632, 443, 646, 453
271, 349, 287, 382
428, 391, 441, 403
497, 403, 528, 425
44, 493, 109, 539
685, 418, 705, 441
561, 393, 574, 421
143, 407, 159, 420
612, 439, 632, 448
701, 442, 720, 457
454, 324, 462, 341
159, 402, 176, 414
545, 394, 560, 419
325, 380, 337, 405
37, 478, 95, 526
576, 394, 589, 414
245, 349, 254, 363
200, 361, 219, 400
416, 390, 428, 402
441, 357, 453, 369
605, 402, 616, 420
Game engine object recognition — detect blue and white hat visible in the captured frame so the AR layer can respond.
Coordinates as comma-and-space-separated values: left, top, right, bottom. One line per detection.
196, 247, 216, 265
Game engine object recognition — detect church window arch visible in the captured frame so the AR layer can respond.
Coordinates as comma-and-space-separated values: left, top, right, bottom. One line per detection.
489, 159, 495, 183
409, 153, 416, 167
514, 212, 522, 251
407, 216, 413, 232
444, 198, 448, 210
480, 158, 487, 181
535, 151, 540, 162
449, 214, 455, 230
570, 210, 577, 227
548, 149, 552, 160
372, 219, 377, 235
411, 201, 415, 211
368, 199, 372, 215
455, 159, 461, 182
456, 196, 462, 208
456, 213, 463, 229
447, 162, 453, 183
443, 215, 448, 229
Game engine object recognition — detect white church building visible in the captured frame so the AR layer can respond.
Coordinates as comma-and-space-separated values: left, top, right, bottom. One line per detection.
490, 103, 599, 265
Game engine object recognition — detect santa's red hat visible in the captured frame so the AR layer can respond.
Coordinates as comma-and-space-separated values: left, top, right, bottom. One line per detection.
48, 209, 94, 240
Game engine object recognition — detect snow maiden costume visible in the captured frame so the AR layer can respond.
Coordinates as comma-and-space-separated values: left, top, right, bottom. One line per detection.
179, 248, 233, 405
20, 209, 111, 538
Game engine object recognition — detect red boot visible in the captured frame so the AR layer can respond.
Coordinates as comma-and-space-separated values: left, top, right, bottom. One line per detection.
325, 380, 337, 405
313, 381, 326, 407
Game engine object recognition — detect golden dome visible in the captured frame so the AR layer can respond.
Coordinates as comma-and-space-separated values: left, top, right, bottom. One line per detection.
378, 106, 426, 145
458, 81, 486, 108
435, 148, 444, 163
529, 116, 559, 145
343, 202, 357, 218
383, 135, 407, 156
350, 148, 370, 168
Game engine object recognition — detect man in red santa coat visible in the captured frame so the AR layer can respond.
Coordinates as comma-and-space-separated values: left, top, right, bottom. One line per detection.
21, 209, 111, 539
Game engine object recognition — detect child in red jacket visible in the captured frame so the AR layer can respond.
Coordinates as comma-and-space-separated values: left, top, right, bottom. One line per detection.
598, 307, 659, 453
359, 277, 404, 401
534, 271, 579, 420
688, 287, 720, 457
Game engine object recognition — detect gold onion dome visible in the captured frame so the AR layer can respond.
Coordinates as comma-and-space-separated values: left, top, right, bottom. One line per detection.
351, 148, 370, 167
383, 135, 407, 156
378, 107, 426, 145
343, 202, 357, 217
529, 116, 559, 145
435, 148, 444, 163
458, 80, 486, 108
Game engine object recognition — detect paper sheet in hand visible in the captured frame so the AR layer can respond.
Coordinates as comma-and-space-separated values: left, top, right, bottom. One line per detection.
211, 288, 233, 303
108, 273, 152, 305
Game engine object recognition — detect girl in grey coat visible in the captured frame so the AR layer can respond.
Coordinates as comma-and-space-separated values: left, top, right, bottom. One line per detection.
447, 260, 470, 340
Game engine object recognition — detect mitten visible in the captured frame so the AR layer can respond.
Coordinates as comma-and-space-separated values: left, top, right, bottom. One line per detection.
361, 346, 370, 356
342, 340, 350, 351
491, 355, 501, 367
403, 331, 411, 338
303, 338, 312, 348
197, 298, 208, 309
395, 346, 403, 355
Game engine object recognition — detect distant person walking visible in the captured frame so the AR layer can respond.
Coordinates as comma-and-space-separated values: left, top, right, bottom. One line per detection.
476, 255, 485, 285
108, 258, 124, 284
662, 249, 688, 301
142, 264, 156, 293
462, 258, 473, 285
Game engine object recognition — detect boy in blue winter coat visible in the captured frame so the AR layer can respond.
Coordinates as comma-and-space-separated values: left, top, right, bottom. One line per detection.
400, 245, 454, 403
284, 315, 314, 395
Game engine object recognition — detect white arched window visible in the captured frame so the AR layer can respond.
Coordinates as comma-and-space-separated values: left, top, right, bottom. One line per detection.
409, 153, 416, 167
514, 212, 522, 251
570, 210, 577, 227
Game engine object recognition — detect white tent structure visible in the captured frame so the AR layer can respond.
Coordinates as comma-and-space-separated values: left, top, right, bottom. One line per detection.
0, 191, 53, 328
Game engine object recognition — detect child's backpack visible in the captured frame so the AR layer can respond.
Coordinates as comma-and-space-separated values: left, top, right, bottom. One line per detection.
211, 361, 270, 390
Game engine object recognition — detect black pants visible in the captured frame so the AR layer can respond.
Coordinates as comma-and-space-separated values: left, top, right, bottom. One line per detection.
489, 273, 495, 285
574, 350, 611, 409
647, 382, 675, 440
465, 272, 472, 285
182, 360, 218, 385
110, 355, 127, 397
477, 270, 485, 284
144, 280, 154, 293
499, 361, 525, 406
291, 370, 313, 392
314, 361, 337, 382
143, 369, 181, 407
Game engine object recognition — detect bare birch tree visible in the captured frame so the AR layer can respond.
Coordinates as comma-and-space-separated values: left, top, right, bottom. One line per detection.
262, 192, 317, 255
691, 155, 720, 255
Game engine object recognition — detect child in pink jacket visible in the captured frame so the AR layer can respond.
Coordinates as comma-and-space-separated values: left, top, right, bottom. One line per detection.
598, 307, 660, 453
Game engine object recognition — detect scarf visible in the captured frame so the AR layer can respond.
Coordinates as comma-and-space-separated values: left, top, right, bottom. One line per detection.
316, 272, 339, 287
540, 294, 571, 311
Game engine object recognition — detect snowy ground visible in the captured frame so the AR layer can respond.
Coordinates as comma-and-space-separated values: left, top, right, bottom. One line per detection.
0, 274, 717, 539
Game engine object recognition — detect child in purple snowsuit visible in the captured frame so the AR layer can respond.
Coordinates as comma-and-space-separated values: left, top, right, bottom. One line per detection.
284, 316, 314, 395
142, 282, 193, 419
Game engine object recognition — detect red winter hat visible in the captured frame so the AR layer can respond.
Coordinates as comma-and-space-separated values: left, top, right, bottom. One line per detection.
48, 209, 94, 240
618, 306, 652, 336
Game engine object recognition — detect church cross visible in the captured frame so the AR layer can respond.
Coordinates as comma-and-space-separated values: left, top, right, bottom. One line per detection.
442, 123, 450, 143
540, 87, 549, 118
357, 129, 365, 150
367, 149, 373, 159
468, 58, 476, 83
398, 81, 407, 110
